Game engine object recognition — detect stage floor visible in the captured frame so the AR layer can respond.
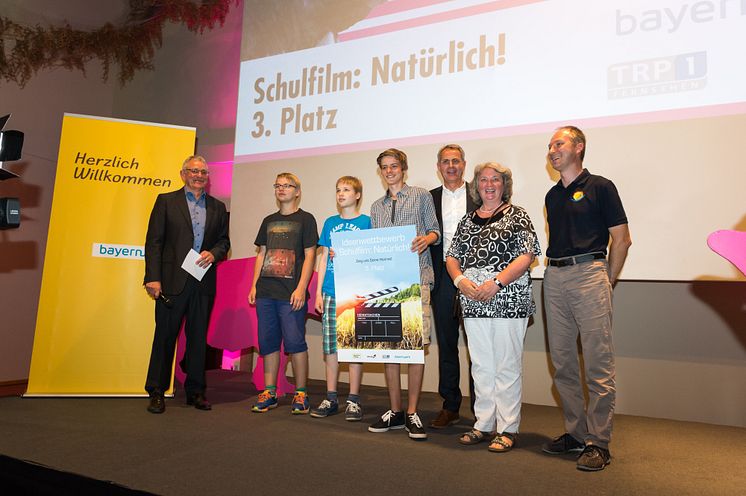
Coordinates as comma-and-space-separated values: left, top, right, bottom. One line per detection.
1, 369, 744, 495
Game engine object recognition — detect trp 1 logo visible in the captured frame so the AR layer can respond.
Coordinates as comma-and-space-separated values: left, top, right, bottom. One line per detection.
608, 51, 707, 99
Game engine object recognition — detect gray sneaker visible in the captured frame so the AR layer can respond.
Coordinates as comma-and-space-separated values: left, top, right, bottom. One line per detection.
345, 400, 363, 422
577, 445, 611, 471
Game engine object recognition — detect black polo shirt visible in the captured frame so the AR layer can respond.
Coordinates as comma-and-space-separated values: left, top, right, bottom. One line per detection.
545, 169, 627, 258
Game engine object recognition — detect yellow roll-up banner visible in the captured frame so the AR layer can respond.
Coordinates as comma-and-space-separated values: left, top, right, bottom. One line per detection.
26, 114, 196, 396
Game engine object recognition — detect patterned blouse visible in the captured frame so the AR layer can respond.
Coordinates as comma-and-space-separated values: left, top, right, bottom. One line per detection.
446, 204, 541, 318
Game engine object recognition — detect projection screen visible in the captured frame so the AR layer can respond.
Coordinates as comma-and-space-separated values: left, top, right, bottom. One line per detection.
231, 0, 746, 281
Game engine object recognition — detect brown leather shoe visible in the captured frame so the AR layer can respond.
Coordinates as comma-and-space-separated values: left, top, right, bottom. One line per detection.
429, 409, 459, 429
147, 393, 165, 414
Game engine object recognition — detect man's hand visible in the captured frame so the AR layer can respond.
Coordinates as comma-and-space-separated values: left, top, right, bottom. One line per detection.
145, 281, 162, 300
196, 250, 215, 268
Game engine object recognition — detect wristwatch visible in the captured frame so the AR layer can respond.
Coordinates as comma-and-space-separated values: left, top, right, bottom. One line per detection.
494, 278, 505, 290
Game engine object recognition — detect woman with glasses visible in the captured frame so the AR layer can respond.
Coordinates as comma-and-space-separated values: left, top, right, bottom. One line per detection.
445, 162, 540, 453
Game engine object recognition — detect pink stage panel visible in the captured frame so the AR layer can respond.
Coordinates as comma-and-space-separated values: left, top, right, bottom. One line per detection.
707, 230, 746, 278
175, 257, 319, 397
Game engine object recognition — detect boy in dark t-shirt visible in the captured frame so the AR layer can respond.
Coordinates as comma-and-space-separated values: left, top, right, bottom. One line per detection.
249, 172, 318, 414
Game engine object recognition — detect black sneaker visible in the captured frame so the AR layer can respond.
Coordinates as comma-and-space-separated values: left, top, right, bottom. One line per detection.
577, 445, 611, 471
542, 433, 585, 455
368, 409, 405, 433
405, 412, 428, 440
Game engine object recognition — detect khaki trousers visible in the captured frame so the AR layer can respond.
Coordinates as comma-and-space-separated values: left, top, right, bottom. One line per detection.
544, 260, 615, 449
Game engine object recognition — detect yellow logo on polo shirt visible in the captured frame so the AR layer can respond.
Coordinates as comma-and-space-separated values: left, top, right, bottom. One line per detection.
572, 190, 585, 202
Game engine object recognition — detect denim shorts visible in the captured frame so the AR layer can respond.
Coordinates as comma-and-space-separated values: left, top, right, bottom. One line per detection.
255, 298, 308, 355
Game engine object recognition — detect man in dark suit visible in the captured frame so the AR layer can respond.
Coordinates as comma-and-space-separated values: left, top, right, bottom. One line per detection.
143, 155, 230, 414
429, 144, 476, 428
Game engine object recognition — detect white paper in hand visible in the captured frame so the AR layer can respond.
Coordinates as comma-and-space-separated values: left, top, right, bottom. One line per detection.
181, 249, 211, 281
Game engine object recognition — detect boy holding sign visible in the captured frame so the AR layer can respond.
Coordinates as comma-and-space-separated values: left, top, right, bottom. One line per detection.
311, 176, 371, 421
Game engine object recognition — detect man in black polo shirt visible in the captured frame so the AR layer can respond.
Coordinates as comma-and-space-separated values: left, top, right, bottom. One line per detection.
541, 126, 631, 471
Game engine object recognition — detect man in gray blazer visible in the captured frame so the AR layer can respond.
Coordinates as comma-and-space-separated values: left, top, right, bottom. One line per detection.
143, 155, 230, 413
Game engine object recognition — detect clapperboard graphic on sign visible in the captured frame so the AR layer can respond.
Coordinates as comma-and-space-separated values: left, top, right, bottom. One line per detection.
354, 286, 402, 343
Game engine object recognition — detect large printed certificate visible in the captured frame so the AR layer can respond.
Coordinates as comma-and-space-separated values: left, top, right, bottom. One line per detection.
331, 225, 424, 364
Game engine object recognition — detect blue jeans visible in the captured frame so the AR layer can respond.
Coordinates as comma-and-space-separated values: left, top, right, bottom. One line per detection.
256, 298, 308, 355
